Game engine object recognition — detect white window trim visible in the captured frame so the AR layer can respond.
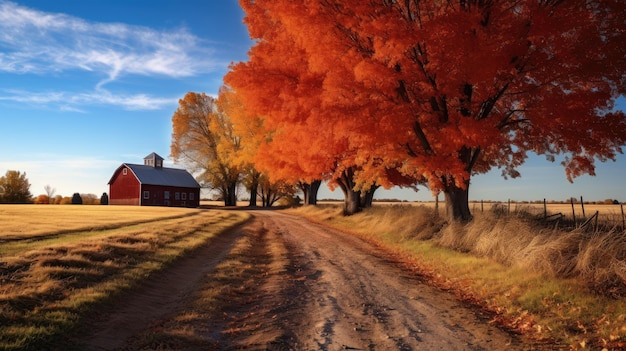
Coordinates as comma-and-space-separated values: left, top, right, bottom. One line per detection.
143, 190, 150, 199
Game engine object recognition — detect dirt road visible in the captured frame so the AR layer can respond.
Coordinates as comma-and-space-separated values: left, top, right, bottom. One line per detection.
74, 210, 536, 350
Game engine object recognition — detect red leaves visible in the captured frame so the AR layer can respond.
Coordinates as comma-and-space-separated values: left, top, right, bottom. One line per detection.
227, 0, 626, 199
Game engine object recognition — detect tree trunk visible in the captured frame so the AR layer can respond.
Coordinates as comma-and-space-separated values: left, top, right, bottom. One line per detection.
259, 183, 277, 208
336, 169, 361, 216
224, 182, 237, 207
343, 189, 361, 215
360, 184, 379, 208
267, 192, 280, 207
262, 188, 274, 207
443, 182, 472, 222
300, 180, 321, 206
248, 180, 258, 207
442, 146, 480, 222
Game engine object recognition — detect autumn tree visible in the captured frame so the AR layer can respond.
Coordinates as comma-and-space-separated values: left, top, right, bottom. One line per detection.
100, 192, 109, 205
44, 185, 55, 204
52, 195, 63, 204
257, 174, 296, 207
33, 194, 49, 204
71, 193, 82, 205
81, 193, 99, 205
171, 92, 242, 206
236, 0, 626, 221
224, 7, 331, 208
227, 0, 423, 214
218, 87, 263, 206
0, 170, 32, 203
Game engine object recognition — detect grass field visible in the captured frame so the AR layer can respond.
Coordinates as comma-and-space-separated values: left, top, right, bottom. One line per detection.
0, 205, 249, 351
0, 205, 203, 240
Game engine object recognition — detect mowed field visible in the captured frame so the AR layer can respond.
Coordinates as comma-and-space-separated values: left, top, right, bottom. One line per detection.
0, 205, 249, 351
0, 205, 202, 240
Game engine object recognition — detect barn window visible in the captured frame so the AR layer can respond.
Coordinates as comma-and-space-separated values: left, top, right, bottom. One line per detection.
123, 168, 127, 175
175, 192, 180, 200
182, 193, 187, 200
164, 191, 170, 200
189, 192, 194, 201
143, 191, 150, 199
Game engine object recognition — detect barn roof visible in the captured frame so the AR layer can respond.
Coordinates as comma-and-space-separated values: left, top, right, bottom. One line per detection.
109, 163, 200, 188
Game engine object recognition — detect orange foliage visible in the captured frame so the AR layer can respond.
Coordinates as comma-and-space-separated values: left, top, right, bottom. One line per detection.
230, 0, 626, 219
171, 92, 242, 206
226, 0, 418, 194
33, 194, 49, 204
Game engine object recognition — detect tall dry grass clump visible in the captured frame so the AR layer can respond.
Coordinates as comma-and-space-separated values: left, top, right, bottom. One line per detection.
575, 229, 626, 295
436, 208, 626, 295
353, 205, 445, 241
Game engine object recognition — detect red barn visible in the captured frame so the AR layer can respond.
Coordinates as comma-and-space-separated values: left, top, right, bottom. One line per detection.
108, 153, 200, 207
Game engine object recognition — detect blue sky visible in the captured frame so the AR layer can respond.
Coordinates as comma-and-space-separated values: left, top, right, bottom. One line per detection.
0, 0, 624, 203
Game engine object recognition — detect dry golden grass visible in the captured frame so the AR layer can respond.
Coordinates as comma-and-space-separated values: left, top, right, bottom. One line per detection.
122, 221, 276, 350
0, 204, 201, 240
0, 206, 249, 351
289, 204, 626, 349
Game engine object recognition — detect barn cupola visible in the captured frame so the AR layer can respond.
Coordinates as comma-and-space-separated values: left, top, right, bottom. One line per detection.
144, 152, 164, 169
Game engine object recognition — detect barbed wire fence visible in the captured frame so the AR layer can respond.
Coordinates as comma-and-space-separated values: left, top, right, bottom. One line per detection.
469, 196, 625, 233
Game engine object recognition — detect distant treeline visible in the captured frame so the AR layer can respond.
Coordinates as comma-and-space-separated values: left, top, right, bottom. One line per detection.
32, 193, 108, 205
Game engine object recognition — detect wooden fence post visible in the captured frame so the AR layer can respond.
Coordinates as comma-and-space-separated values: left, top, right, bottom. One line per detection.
570, 197, 576, 226
481, 199, 484, 213
580, 196, 586, 219
543, 198, 547, 220
619, 204, 626, 231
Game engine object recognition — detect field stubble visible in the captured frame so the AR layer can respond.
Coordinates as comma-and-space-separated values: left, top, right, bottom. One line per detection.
0, 205, 202, 241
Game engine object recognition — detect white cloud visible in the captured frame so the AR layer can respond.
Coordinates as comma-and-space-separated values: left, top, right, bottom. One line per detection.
0, 88, 178, 111
0, 1, 226, 111
77, 89, 178, 111
0, 1, 220, 81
